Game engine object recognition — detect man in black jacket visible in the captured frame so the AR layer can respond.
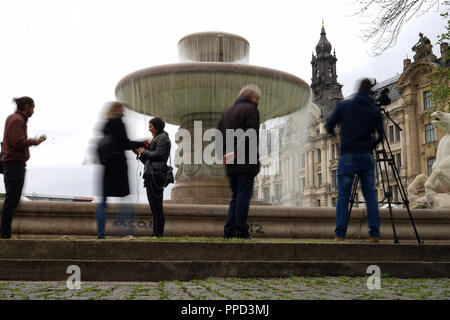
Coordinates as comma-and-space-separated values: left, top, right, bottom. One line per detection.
326, 78, 384, 243
217, 84, 261, 239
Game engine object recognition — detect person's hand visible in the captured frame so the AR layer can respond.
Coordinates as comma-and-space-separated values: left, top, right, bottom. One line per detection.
222, 152, 236, 164
34, 138, 45, 146
135, 147, 146, 155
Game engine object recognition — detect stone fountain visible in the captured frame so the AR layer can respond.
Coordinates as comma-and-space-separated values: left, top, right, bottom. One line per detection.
115, 32, 311, 204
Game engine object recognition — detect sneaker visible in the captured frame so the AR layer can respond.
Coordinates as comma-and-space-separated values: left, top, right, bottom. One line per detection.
334, 237, 345, 242
369, 237, 380, 244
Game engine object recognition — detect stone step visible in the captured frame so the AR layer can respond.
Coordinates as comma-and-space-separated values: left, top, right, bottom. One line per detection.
0, 259, 448, 281
0, 240, 449, 262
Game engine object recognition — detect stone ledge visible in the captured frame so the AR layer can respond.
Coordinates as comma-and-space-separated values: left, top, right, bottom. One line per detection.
1, 201, 449, 240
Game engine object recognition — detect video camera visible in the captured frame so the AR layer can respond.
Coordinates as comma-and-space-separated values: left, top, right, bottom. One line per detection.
369, 79, 391, 108
375, 88, 391, 108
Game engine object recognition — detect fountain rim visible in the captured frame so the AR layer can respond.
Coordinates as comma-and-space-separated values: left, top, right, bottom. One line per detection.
177, 31, 250, 47
115, 62, 310, 94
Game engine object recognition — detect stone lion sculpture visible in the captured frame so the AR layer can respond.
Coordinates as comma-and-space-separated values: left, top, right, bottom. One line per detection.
408, 111, 450, 209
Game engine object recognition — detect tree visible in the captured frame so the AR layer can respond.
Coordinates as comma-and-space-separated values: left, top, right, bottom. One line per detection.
354, 0, 442, 55
430, 1, 449, 111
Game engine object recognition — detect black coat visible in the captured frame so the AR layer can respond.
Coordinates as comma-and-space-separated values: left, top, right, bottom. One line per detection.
139, 131, 171, 187
326, 91, 384, 154
139, 131, 171, 166
101, 117, 145, 197
216, 97, 260, 176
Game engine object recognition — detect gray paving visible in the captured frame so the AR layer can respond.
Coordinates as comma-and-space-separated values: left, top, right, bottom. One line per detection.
0, 277, 448, 300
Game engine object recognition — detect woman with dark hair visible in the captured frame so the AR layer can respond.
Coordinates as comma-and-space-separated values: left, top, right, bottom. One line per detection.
96, 101, 145, 239
134, 117, 171, 237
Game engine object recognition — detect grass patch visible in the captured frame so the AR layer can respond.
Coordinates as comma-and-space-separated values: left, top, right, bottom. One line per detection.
156, 282, 168, 300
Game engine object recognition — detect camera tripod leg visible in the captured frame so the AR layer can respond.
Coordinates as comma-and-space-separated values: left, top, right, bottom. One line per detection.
386, 199, 400, 243
347, 174, 359, 222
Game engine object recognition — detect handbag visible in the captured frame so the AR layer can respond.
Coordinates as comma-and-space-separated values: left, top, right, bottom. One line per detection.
96, 135, 116, 165
143, 153, 174, 189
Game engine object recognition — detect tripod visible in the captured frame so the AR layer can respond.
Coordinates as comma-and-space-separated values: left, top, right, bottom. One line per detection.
348, 108, 423, 244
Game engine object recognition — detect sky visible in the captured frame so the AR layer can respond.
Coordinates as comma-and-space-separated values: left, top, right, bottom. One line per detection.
0, 0, 446, 202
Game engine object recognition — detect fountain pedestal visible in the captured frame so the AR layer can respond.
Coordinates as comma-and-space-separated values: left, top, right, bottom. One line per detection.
171, 112, 232, 203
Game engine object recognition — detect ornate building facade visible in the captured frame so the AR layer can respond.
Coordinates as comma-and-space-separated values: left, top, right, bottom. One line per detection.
254, 27, 448, 208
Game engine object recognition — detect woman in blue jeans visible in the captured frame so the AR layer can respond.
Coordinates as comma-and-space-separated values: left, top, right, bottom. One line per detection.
95, 102, 145, 239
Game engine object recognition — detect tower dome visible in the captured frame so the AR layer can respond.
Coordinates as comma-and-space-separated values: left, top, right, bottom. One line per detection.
315, 23, 332, 55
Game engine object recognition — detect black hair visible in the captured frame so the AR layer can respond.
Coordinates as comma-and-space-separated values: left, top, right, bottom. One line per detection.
149, 117, 165, 133
358, 78, 374, 93
13, 96, 34, 111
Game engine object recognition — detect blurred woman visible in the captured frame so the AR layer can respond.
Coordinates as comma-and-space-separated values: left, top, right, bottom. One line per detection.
134, 117, 171, 237
96, 101, 145, 239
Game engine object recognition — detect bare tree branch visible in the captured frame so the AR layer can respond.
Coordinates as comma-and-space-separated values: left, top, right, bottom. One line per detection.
352, 0, 441, 55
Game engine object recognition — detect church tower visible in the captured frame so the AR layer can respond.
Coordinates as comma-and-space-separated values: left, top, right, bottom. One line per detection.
310, 22, 343, 116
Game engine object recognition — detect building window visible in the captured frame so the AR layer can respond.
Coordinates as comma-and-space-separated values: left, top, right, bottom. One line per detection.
425, 124, 436, 143
427, 157, 436, 176
316, 129, 320, 136
318, 173, 322, 187
263, 187, 270, 203
300, 177, 306, 193
275, 184, 282, 202
317, 199, 321, 207
395, 126, 401, 142
331, 144, 336, 160
300, 153, 305, 169
331, 198, 337, 207
253, 190, 258, 201
332, 170, 337, 190
395, 154, 402, 168
317, 148, 321, 163
267, 131, 272, 154
389, 125, 395, 143
336, 143, 340, 156
423, 91, 433, 111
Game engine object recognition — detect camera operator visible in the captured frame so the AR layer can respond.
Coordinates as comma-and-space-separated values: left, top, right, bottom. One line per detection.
326, 78, 384, 243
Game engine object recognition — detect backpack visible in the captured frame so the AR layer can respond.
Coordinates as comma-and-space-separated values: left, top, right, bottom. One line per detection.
96, 135, 116, 165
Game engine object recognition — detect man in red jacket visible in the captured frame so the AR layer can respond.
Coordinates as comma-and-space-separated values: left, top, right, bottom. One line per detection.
1, 97, 45, 239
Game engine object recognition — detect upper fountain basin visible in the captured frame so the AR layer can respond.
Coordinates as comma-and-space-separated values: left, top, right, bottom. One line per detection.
115, 62, 311, 125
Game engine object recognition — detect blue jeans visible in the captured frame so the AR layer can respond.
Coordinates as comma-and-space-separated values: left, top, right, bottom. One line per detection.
96, 196, 107, 239
224, 173, 255, 238
335, 153, 380, 238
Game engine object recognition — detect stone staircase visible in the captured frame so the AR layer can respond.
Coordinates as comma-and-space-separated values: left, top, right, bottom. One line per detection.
0, 240, 449, 281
